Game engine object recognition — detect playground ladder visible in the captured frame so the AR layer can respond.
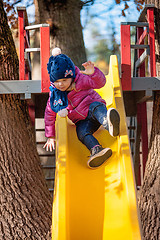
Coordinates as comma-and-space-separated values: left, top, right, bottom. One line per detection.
0, 7, 50, 100
17, 6, 50, 93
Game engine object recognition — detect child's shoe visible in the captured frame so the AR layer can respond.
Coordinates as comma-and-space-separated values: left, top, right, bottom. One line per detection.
107, 108, 120, 137
87, 145, 112, 169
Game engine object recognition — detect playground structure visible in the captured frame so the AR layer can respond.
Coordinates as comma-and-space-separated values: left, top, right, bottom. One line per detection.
0, 3, 159, 240
121, 4, 156, 187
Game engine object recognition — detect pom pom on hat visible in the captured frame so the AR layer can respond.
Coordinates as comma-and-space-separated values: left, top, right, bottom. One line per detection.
58, 108, 68, 117
47, 48, 75, 83
52, 47, 62, 56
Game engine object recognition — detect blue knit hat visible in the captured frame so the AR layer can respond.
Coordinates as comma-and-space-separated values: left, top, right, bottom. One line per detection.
47, 48, 75, 115
47, 48, 76, 82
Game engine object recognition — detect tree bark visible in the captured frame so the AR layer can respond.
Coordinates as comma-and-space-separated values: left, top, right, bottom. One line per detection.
139, 1, 160, 239
139, 93, 160, 240
0, 1, 52, 239
36, 0, 87, 68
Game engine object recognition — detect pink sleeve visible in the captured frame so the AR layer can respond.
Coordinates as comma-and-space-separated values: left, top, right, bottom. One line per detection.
75, 67, 106, 91
44, 97, 57, 138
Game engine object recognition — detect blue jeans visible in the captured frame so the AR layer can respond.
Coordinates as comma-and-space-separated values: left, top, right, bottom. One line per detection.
76, 102, 108, 151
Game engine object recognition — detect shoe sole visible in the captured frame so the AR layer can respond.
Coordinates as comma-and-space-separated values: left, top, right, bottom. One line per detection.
87, 148, 112, 169
107, 108, 120, 137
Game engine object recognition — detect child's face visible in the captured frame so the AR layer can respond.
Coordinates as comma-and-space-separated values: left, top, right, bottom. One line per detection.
53, 78, 72, 91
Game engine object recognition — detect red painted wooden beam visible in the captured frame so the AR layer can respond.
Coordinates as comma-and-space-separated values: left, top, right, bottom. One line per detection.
18, 10, 25, 80
121, 24, 131, 90
40, 27, 50, 93
147, 7, 156, 77
136, 28, 148, 45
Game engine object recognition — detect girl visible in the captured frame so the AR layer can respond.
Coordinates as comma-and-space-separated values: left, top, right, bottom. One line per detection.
43, 48, 120, 169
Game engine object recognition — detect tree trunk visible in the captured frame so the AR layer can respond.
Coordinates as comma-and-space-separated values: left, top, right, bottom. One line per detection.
139, 93, 160, 240
0, 1, 52, 239
139, 1, 160, 239
36, 0, 87, 68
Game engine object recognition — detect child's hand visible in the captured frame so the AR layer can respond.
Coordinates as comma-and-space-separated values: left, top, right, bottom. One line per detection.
43, 138, 55, 152
80, 61, 95, 75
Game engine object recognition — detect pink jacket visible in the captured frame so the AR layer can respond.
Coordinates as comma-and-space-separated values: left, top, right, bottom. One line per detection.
45, 66, 106, 138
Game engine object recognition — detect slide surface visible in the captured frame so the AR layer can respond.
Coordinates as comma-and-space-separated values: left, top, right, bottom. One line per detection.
52, 56, 142, 240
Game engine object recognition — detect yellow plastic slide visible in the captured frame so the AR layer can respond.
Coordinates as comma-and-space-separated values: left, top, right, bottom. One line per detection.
52, 56, 142, 240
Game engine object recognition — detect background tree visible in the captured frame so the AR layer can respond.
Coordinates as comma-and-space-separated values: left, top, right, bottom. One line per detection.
35, 0, 87, 68
138, 0, 160, 239
0, 1, 52, 239
35, 0, 144, 67
86, 20, 120, 74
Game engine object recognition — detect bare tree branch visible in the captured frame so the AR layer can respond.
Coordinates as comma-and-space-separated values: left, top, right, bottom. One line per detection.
12, 0, 22, 6
82, 0, 95, 6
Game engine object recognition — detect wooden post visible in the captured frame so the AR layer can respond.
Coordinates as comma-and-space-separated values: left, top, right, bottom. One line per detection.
134, 124, 142, 186
137, 27, 148, 182
17, 9, 25, 80
137, 103, 148, 180
40, 26, 50, 92
121, 24, 131, 90
147, 7, 156, 77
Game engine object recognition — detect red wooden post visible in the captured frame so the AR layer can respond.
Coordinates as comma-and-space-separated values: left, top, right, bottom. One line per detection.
137, 103, 148, 179
136, 28, 148, 45
28, 102, 35, 126
136, 107, 142, 186
18, 9, 25, 80
40, 26, 50, 92
147, 7, 156, 77
121, 24, 131, 90
137, 27, 144, 185
137, 27, 148, 181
